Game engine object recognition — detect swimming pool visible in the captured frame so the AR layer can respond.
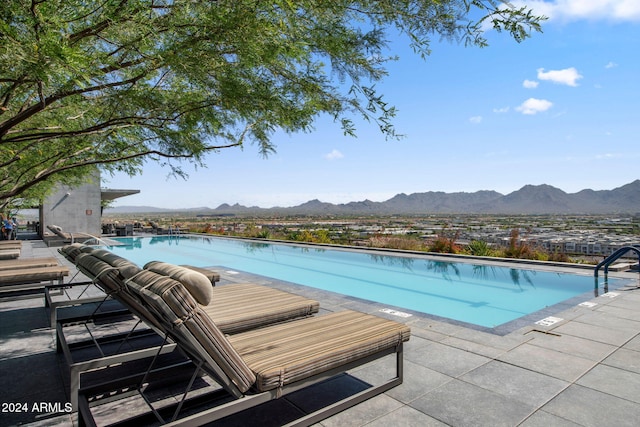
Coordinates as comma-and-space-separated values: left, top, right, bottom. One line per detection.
106, 235, 621, 329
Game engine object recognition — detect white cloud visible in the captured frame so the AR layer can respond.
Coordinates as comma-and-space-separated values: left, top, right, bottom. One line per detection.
516, 98, 553, 115
605, 61, 618, 69
469, 116, 482, 124
493, 107, 510, 113
595, 152, 620, 160
523, 79, 539, 89
324, 149, 344, 160
512, 0, 640, 22
537, 67, 583, 86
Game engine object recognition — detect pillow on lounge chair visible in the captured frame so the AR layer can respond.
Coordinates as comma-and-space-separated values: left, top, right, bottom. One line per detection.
143, 261, 212, 306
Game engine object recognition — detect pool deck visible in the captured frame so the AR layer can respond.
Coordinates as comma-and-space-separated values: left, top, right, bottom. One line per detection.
2, 239, 640, 426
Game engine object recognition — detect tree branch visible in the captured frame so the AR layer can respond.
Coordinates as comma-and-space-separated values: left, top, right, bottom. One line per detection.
0, 142, 243, 200
0, 72, 148, 139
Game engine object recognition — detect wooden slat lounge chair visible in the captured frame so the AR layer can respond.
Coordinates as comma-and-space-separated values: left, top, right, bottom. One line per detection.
0, 240, 22, 248
0, 265, 70, 293
0, 257, 59, 271
56, 247, 319, 410
78, 273, 410, 426
0, 248, 20, 260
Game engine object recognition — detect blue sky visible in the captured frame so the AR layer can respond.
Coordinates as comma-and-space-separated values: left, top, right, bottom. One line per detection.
105, 1, 640, 209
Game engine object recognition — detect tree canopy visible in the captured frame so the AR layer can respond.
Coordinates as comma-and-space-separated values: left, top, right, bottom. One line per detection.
0, 0, 543, 207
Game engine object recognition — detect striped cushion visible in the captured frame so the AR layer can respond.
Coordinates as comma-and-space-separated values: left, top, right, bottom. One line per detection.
130, 272, 318, 334
75, 253, 139, 297
229, 310, 411, 392
202, 283, 319, 334
130, 277, 256, 393
130, 276, 409, 395
60, 243, 92, 262
91, 249, 141, 279
144, 261, 212, 305
75, 257, 161, 330
75, 253, 114, 281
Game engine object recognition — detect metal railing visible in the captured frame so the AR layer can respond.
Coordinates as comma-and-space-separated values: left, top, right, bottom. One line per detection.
594, 244, 640, 277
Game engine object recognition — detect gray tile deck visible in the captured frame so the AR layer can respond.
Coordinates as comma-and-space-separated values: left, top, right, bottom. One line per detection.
1, 240, 639, 426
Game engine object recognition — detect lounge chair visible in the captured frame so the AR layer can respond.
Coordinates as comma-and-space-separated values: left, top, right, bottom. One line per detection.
46, 224, 109, 245
0, 240, 22, 248
0, 247, 20, 260
0, 257, 59, 271
78, 271, 410, 426
56, 246, 319, 410
50, 246, 221, 327
0, 265, 70, 293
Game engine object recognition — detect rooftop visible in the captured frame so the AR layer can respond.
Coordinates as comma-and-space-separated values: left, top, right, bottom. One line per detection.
2, 240, 640, 426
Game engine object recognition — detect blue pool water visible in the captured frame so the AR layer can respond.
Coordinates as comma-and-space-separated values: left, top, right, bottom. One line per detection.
106, 235, 619, 328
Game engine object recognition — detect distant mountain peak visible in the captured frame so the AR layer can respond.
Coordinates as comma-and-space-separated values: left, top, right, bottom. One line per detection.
105, 181, 640, 215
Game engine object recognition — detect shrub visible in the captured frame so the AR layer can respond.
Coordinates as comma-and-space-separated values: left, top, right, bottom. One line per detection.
467, 240, 492, 256
367, 235, 426, 251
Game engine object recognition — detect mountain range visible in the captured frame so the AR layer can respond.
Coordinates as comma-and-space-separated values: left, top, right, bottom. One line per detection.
106, 180, 640, 215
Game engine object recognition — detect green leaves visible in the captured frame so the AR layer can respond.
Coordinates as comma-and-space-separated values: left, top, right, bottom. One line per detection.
0, 0, 544, 205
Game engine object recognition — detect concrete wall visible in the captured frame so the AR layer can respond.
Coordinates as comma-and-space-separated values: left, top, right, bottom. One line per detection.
40, 172, 101, 238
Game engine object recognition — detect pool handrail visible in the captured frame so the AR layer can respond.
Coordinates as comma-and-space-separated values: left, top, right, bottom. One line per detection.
594, 244, 640, 277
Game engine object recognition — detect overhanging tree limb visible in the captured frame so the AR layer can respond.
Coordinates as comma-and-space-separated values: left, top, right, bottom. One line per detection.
0, 0, 545, 205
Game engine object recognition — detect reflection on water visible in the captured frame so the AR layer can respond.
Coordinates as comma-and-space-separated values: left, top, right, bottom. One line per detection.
149, 235, 183, 246
425, 260, 461, 282
368, 254, 415, 270
366, 252, 544, 288
241, 241, 271, 253
509, 268, 536, 290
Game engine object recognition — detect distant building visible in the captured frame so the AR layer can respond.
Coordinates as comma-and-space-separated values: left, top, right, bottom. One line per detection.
39, 170, 138, 244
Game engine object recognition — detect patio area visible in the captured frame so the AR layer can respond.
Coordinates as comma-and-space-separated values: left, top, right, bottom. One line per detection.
1, 240, 640, 426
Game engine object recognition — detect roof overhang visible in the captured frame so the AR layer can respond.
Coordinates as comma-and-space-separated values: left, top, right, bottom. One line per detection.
101, 188, 140, 201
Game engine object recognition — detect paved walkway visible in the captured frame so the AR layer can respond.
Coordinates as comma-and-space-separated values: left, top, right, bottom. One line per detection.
1, 240, 640, 426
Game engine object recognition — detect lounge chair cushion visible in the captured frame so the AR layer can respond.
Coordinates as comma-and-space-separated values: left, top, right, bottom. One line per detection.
129, 277, 257, 393
132, 275, 409, 395
61, 243, 94, 262
75, 253, 141, 293
202, 283, 319, 334
75, 253, 117, 282
129, 270, 318, 334
91, 249, 141, 279
74, 253, 161, 329
144, 261, 213, 305
229, 310, 411, 392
